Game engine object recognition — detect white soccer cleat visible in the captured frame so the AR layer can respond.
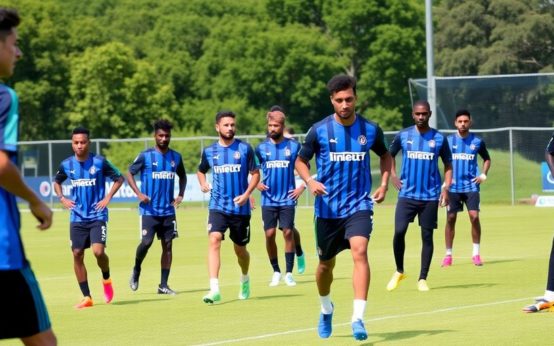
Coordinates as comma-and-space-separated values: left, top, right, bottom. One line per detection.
269, 272, 281, 286
284, 272, 296, 286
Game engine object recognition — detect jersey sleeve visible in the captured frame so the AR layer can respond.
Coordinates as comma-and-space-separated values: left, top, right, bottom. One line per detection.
254, 145, 263, 165
176, 156, 186, 177
478, 140, 491, 161
389, 133, 402, 157
298, 126, 318, 161
128, 152, 145, 175
0, 87, 16, 153
54, 163, 68, 184
546, 134, 554, 154
439, 137, 452, 164
246, 145, 259, 172
197, 150, 211, 173
103, 158, 123, 181
370, 125, 389, 156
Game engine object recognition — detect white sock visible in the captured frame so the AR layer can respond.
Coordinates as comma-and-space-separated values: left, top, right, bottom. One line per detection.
472, 243, 480, 256
352, 299, 366, 322
544, 290, 554, 301
209, 278, 219, 292
320, 295, 333, 314
240, 274, 249, 283
446, 248, 452, 256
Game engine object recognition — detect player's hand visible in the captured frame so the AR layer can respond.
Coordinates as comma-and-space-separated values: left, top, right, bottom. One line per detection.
307, 179, 328, 196
256, 183, 268, 192
138, 193, 151, 204
29, 200, 53, 230
95, 197, 110, 211
200, 183, 212, 193
233, 194, 249, 206
288, 185, 305, 200
249, 196, 256, 210
172, 195, 183, 208
391, 176, 402, 191
472, 173, 487, 184
60, 196, 75, 210
371, 185, 387, 203
439, 191, 448, 208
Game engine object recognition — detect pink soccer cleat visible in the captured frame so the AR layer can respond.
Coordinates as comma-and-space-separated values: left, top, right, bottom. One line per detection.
103, 278, 114, 303
472, 255, 483, 266
441, 255, 452, 267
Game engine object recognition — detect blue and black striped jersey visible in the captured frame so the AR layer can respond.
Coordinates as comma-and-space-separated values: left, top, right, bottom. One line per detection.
389, 126, 452, 201
255, 138, 301, 207
298, 114, 388, 218
55, 153, 122, 222
129, 148, 186, 216
198, 139, 258, 215
448, 133, 490, 193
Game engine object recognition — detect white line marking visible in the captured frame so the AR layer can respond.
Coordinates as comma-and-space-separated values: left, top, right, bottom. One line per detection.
190, 297, 532, 346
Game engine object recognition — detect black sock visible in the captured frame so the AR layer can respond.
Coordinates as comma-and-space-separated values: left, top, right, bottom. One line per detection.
79, 281, 91, 297
270, 258, 280, 273
419, 227, 435, 280
102, 270, 110, 280
295, 245, 303, 257
285, 252, 295, 273
161, 268, 170, 287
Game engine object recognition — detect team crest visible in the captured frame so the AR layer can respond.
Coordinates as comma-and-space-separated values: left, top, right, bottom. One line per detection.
358, 135, 367, 145
170, 160, 175, 167
207, 223, 212, 231
285, 148, 291, 157
142, 229, 148, 236
428, 140, 435, 148
234, 151, 241, 159
470, 144, 476, 150
89, 166, 97, 175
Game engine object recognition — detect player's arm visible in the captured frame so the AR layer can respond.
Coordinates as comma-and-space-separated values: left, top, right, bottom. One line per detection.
439, 141, 453, 207
474, 142, 491, 184
53, 163, 75, 210
370, 126, 392, 203
254, 147, 268, 191
96, 159, 124, 210
127, 153, 150, 203
233, 146, 260, 206
296, 126, 327, 195
173, 159, 187, 207
388, 133, 402, 190
197, 150, 212, 193
0, 150, 52, 230
546, 135, 554, 176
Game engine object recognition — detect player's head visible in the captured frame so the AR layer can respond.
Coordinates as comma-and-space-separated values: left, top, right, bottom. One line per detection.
327, 74, 357, 120
71, 127, 90, 158
412, 100, 432, 130
153, 119, 173, 151
454, 109, 472, 135
215, 110, 236, 141
266, 105, 286, 141
284, 126, 295, 139
0, 8, 22, 79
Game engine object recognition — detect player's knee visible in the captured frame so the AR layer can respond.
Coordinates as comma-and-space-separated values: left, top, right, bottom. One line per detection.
141, 238, 154, 248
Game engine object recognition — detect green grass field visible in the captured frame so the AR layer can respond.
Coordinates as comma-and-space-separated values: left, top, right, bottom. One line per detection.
3, 204, 553, 345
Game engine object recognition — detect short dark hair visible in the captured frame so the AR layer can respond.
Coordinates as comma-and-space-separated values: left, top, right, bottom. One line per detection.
455, 109, 471, 119
269, 105, 285, 113
72, 126, 90, 138
215, 110, 236, 123
413, 100, 431, 111
0, 8, 20, 41
327, 74, 357, 96
153, 119, 173, 132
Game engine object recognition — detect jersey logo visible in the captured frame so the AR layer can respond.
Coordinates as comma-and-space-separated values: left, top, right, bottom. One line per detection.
152, 162, 158, 166
358, 135, 367, 145
429, 140, 436, 148
285, 148, 291, 157
69, 170, 75, 174
452, 145, 458, 149
407, 140, 413, 145
470, 144, 476, 150
234, 151, 241, 159
266, 152, 271, 156
89, 166, 96, 175
329, 138, 338, 144
170, 160, 175, 167
213, 155, 220, 160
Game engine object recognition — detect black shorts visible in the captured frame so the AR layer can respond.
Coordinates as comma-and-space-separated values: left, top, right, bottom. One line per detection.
141, 215, 178, 242
208, 210, 251, 246
395, 197, 439, 230
70, 220, 107, 250
447, 191, 480, 213
0, 267, 51, 339
315, 210, 373, 261
261, 206, 295, 231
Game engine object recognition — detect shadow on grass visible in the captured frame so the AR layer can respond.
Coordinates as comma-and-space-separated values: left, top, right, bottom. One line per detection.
432, 282, 496, 290
112, 298, 171, 306
334, 329, 451, 345
203, 293, 304, 306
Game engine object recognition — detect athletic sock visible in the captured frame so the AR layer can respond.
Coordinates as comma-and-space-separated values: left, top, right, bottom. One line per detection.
320, 294, 333, 314
295, 245, 303, 257
446, 248, 452, 256
209, 278, 219, 292
352, 299, 366, 322
161, 268, 170, 287
102, 270, 110, 280
544, 290, 554, 302
270, 257, 280, 273
472, 243, 480, 256
240, 274, 249, 284
79, 281, 91, 297
285, 252, 295, 273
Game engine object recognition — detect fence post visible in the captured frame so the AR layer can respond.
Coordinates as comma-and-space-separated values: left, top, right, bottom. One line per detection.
509, 128, 515, 206
48, 142, 53, 208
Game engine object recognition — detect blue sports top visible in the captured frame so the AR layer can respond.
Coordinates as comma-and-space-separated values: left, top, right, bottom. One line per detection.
55, 153, 122, 222
255, 138, 301, 207
198, 139, 259, 215
448, 133, 490, 193
389, 126, 452, 201
298, 114, 388, 219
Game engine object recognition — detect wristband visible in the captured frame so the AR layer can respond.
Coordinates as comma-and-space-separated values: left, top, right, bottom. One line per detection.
306, 177, 313, 184
479, 173, 487, 181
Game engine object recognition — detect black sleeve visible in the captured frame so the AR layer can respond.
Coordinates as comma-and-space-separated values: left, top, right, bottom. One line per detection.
388, 133, 401, 157
439, 138, 452, 164
129, 153, 145, 175
197, 150, 211, 173
546, 134, 554, 154
370, 125, 389, 156
246, 145, 259, 172
103, 159, 123, 181
54, 163, 68, 184
298, 126, 319, 162
478, 140, 491, 161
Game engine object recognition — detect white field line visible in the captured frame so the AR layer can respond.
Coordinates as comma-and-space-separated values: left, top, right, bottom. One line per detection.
191, 297, 532, 346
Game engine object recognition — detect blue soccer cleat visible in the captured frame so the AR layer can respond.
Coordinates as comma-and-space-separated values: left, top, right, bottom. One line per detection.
351, 319, 368, 341
317, 307, 333, 338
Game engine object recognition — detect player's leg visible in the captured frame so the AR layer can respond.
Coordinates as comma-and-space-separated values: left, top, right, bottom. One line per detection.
387, 198, 414, 291
90, 221, 113, 302
70, 223, 93, 308
467, 192, 483, 265
281, 207, 296, 286
230, 214, 251, 300
524, 236, 554, 312
157, 215, 178, 295
443, 192, 463, 267
262, 207, 281, 285
293, 226, 306, 274
417, 201, 439, 291
130, 216, 156, 291
21, 330, 57, 346
203, 211, 227, 303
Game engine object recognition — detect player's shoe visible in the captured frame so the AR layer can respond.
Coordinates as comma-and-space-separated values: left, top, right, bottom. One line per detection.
284, 272, 297, 286
269, 272, 281, 286
472, 255, 483, 266
441, 255, 452, 267
297, 254, 306, 274
75, 296, 93, 309
386, 271, 405, 291
522, 299, 554, 313
417, 279, 430, 292
351, 319, 368, 341
157, 285, 177, 296
238, 279, 250, 300
202, 291, 221, 304
129, 270, 139, 291
317, 305, 333, 338
103, 278, 114, 303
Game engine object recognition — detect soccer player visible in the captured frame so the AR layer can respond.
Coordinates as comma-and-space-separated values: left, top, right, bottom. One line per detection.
0, 8, 57, 345
127, 119, 186, 295
522, 135, 554, 313
197, 111, 260, 304
255, 106, 305, 286
386, 100, 452, 292
54, 127, 124, 308
441, 109, 491, 267
295, 75, 392, 341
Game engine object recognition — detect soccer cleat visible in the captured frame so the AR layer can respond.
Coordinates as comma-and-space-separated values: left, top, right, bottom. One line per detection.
386, 271, 406, 291
417, 279, 430, 292
284, 272, 297, 287
351, 319, 368, 341
157, 285, 177, 296
238, 279, 250, 300
202, 291, 221, 304
441, 255, 452, 267
75, 296, 93, 309
472, 255, 483, 266
103, 278, 114, 303
129, 270, 139, 291
317, 307, 333, 338
297, 254, 306, 274
269, 272, 281, 287
522, 299, 554, 313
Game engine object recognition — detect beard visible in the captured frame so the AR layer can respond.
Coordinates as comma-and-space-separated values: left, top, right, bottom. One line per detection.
269, 132, 282, 140
220, 131, 235, 140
